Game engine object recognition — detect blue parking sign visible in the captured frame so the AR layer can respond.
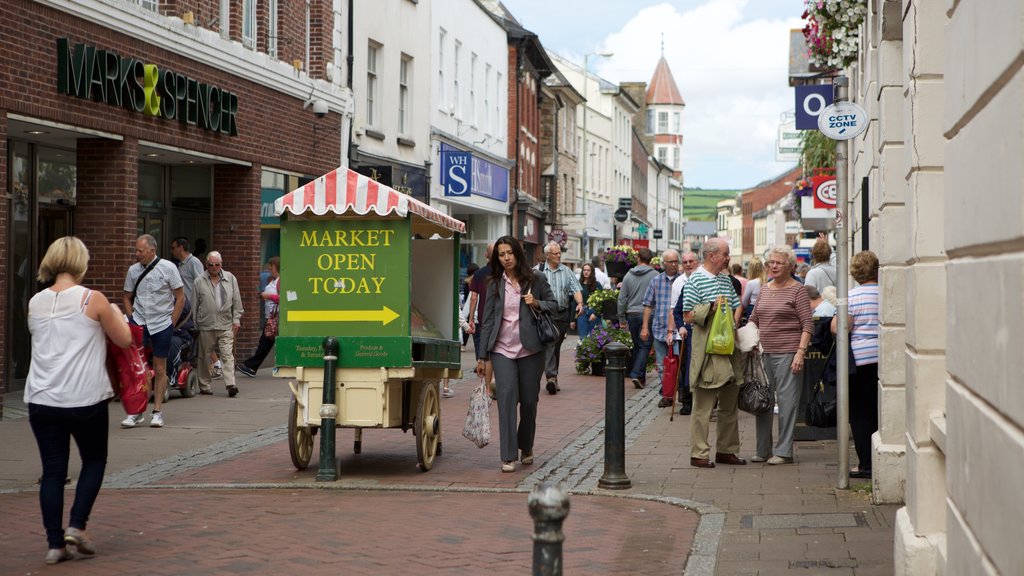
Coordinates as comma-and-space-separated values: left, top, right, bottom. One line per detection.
795, 85, 833, 130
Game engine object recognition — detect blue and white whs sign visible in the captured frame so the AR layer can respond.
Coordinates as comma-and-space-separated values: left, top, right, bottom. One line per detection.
795, 85, 833, 130
817, 101, 869, 140
442, 150, 472, 196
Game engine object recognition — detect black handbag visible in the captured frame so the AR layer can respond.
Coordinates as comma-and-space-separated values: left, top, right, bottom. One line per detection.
806, 380, 837, 427
806, 345, 837, 427
531, 306, 558, 344
738, 350, 773, 415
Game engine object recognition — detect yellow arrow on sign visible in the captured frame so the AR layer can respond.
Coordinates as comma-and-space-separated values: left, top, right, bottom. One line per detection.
288, 306, 400, 326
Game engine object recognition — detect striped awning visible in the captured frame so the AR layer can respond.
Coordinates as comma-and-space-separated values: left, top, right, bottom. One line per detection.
274, 167, 466, 234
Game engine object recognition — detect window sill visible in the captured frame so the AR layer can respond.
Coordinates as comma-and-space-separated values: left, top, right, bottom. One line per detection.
365, 129, 385, 141
397, 137, 416, 148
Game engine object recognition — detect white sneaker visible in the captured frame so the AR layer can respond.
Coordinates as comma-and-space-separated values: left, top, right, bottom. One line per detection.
442, 388, 455, 398
150, 412, 164, 428
121, 413, 145, 427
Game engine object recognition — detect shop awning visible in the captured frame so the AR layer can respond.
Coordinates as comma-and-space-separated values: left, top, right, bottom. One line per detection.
275, 166, 466, 234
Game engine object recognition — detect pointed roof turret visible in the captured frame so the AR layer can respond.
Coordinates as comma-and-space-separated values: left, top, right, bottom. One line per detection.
646, 56, 685, 106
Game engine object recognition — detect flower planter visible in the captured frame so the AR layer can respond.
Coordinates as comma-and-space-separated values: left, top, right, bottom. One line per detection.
605, 261, 630, 282
590, 361, 605, 377
600, 300, 618, 320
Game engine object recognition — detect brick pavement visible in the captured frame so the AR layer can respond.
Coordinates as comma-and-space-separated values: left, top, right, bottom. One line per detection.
0, 339, 898, 574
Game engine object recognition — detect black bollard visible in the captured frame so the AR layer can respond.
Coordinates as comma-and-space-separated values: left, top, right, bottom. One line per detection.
599, 341, 632, 489
529, 483, 570, 576
315, 337, 339, 482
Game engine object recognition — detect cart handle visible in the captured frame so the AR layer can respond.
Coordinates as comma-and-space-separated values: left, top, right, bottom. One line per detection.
287, 381, 305, 409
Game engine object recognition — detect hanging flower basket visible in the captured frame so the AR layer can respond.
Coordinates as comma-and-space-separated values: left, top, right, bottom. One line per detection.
802, 0, 867, 70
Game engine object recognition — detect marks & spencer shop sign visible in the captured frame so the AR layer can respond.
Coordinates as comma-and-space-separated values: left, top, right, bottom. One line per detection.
56, 39, 239, 136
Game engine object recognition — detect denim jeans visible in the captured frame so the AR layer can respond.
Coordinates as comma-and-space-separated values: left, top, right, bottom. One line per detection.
29, 401, 109, 549
626, 315, 652, 380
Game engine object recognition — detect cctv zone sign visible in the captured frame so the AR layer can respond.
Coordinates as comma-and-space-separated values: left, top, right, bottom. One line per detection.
56, 39, 239, 135
441, 150, 472, 196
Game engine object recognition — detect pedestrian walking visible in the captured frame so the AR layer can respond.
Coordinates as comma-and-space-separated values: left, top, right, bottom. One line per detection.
122, 234, 185, 428
576, 263, 600, 338
26, 237, 132, 564
617, 248, 657, 389
535, 241, 583, 395
476, 236, 558, 473
238, 257, 279, 377
641, 249, 681, 407
193, 251, 244, 397
804, 237, 837, 293
748, 246, 814, 465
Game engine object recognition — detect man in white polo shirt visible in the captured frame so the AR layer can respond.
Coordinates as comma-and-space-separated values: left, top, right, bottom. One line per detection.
123, 234, 185, 428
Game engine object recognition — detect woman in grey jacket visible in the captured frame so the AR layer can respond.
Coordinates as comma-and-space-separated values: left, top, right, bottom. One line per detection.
476, 236, 558, 473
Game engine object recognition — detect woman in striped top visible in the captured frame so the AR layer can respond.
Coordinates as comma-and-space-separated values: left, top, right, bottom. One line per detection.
832, 251, 880, 479
748, 246, 813, 465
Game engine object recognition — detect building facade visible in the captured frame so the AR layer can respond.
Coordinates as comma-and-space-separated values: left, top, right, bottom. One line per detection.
1, 0, 352, 410
350, 0, 432, 203
430, 0, 511, 270
841, 1, 1023, 573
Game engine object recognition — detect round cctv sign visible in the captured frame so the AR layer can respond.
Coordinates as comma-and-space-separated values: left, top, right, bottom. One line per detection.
817, 101, 868, 140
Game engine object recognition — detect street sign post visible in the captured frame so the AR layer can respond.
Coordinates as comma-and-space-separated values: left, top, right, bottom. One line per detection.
613, 208, 628, 223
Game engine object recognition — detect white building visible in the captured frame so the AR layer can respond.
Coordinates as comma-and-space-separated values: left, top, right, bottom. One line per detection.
840, 1, 1024, 574
350, 0, 433, 202
717, 197, 743, 259
550, 53, 616, 258
429, 0, 511, 267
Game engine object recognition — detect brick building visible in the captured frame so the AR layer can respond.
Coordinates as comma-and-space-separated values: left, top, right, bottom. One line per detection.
739, 166, 801, 263
0, 0, 352, 411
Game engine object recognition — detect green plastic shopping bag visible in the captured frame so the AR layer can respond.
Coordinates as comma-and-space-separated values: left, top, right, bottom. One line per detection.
705, 296, 735, 355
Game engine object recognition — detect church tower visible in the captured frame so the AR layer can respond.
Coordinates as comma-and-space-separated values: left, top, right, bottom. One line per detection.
646, 50, 685, 178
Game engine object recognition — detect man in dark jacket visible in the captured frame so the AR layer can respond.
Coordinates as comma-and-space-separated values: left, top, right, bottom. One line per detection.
617, 248, 657, 388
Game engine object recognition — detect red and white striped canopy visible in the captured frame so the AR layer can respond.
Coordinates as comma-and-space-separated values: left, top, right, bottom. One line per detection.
275, 167, 465, 234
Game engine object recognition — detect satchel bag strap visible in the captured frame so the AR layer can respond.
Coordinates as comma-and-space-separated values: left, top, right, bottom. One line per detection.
130, 257, 161, 305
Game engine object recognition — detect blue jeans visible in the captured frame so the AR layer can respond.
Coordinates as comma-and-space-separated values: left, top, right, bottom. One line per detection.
626, 315, 652, 380
29, 401, 109, 549
577, 308, 597, 338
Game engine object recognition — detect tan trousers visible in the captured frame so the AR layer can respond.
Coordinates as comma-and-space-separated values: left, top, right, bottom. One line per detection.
689, 382, 741, 459
198, 329, 237, 392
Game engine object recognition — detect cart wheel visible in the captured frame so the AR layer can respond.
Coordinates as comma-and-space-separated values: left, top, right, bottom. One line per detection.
354, 428, 362, 454
415, 383, 440, 472
180, 369, 197, 398
288, 395, 314, 470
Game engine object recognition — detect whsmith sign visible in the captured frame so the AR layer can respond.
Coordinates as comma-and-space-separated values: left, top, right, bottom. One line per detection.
56, 39, 239, 136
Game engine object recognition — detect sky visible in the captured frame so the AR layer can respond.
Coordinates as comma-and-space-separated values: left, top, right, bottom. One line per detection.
498, 0, 807, 190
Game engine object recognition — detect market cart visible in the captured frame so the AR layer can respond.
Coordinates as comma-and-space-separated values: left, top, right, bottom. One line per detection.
273, 167, 465, 472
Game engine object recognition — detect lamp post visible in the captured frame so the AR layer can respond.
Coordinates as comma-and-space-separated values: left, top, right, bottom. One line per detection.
580, 50, 613, 259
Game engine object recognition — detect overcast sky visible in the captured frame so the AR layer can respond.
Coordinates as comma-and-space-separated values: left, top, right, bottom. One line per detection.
499, 0, 806, 189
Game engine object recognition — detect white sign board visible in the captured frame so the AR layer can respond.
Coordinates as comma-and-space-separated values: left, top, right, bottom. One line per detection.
817, 101, 868, 140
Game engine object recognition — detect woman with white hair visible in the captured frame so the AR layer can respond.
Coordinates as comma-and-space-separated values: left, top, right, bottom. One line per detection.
748, 245, 814, 465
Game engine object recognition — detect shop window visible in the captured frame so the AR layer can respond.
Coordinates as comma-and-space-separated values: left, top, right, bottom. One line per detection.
36, 147, 76, 206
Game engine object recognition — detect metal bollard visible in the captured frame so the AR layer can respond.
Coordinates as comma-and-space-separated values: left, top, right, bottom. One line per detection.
529, 483, 570, 576
315, 337, 339, 482
598, 341, 632, 489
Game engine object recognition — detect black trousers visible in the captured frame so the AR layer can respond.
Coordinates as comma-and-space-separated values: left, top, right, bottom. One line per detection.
243, 332, 276, 370
849, 362, 878, 471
